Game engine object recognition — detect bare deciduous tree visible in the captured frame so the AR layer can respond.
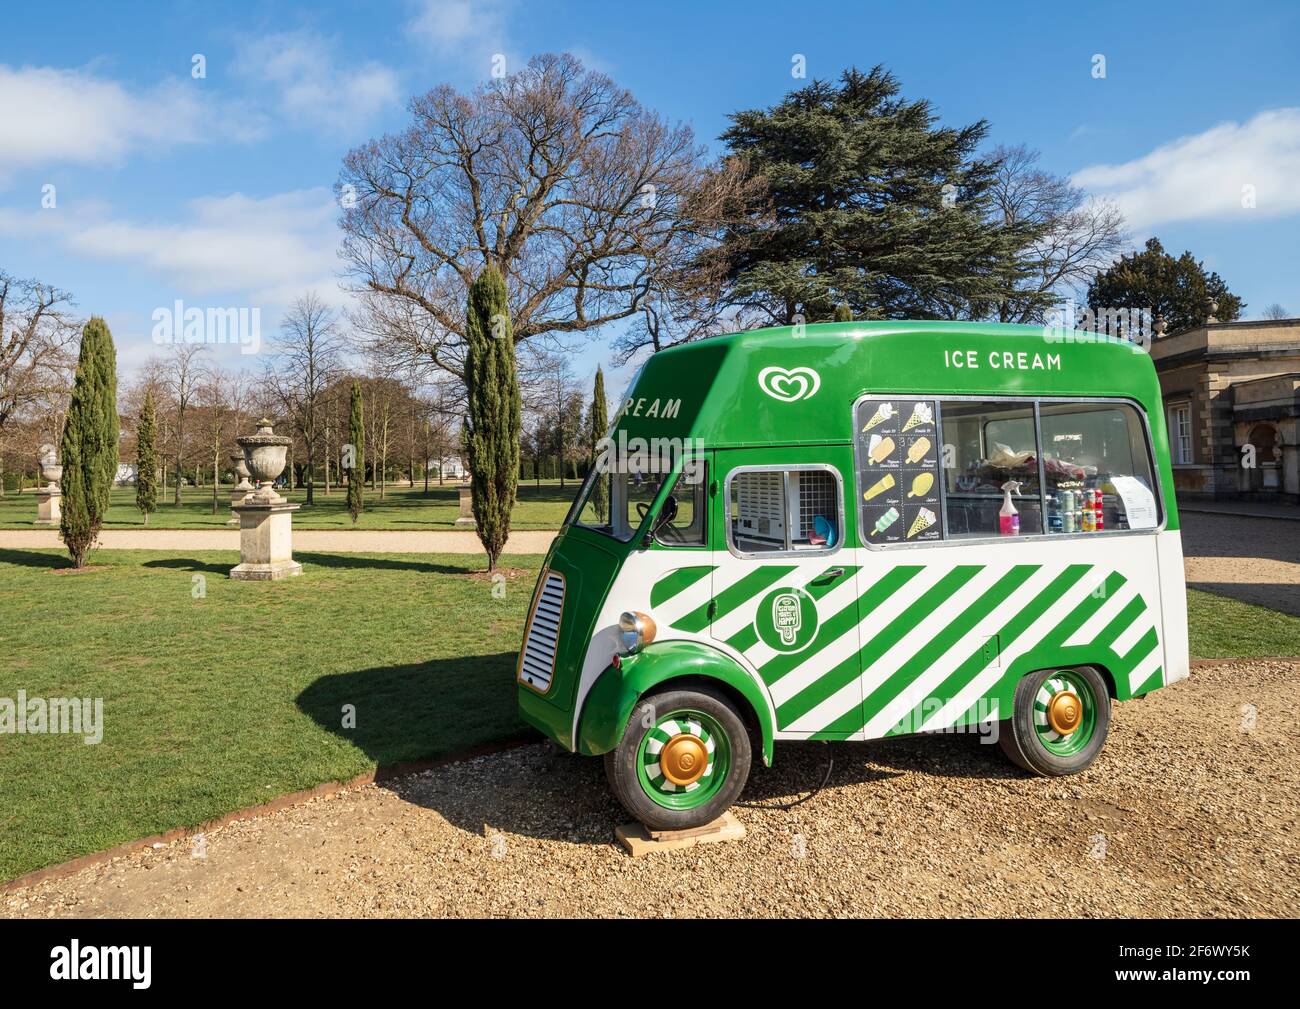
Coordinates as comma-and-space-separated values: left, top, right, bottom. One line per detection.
0, 272, 77, 492
983, 144, 1127, 324
339, 53, 727, 379
160, 345, 207, 505
266, 292, 342, 506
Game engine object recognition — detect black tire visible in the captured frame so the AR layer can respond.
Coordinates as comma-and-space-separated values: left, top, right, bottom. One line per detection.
997, 666, 1111, 776
604, 685, 752, 831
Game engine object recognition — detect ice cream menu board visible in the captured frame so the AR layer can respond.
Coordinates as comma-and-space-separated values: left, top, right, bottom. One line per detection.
857, 398, 942, 544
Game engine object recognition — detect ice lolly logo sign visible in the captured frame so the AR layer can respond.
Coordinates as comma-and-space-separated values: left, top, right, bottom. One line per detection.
757, 586, 819, 653
758, 366, 821, 402
774, 593, 801, 645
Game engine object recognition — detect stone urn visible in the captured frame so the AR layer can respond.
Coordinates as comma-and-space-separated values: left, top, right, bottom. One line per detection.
230, 419, 301, 581
228, 452, 254, 525
237, 418, 291, 504
34, 449, 62, 526
230, 452, 254, 493
39, 458, 63, 492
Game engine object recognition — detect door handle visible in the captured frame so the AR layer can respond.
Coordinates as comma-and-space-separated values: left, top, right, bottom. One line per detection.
813, 567, 845, 583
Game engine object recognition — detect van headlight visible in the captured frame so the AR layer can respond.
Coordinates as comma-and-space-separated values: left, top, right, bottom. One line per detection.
618, 611, 657, 655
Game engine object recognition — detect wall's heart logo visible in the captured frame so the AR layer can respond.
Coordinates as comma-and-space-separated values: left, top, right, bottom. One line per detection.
758, 366, 821, 402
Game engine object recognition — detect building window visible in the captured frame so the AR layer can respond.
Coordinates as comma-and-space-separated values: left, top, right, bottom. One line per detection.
1168, 402, 1192, 464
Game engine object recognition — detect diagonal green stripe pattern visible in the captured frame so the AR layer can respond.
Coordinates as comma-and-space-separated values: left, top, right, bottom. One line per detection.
779, 565, 981, 729
650, 565, 715, 608
670, 565, 795, 634
859, 564, 1041, 727
762, 565, 923, 693
882, 564, 1095, 737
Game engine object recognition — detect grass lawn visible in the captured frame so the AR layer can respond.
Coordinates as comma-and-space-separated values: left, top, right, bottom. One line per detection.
0, 480, 576, 530
0, 549, 543, 881
0, 545, 1297, 881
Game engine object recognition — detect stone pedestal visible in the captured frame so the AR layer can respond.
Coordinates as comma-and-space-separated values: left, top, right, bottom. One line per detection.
455, 483, 475, 526
229, 499, 302, 580
34, 489, 61, 526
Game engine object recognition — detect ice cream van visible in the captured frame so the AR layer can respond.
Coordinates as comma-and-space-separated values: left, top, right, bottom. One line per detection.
516, 321, 1189, 830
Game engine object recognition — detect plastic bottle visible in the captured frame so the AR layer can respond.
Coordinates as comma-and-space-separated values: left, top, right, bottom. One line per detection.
999, 480, 1023, 535
1082, 490, 1096, 532
1094, 488, 1105, 532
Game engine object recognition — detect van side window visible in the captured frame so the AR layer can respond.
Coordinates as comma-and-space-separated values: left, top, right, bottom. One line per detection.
940, 400, 1042, 538
856, 398, 943, 543
855, 395, 1163, 546
1039, 402, 1160, 532
728, 467, 841, 555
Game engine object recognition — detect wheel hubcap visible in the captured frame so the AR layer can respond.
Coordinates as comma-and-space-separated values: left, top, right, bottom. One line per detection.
1047, 690, 1082, 735
636, 709, 731, 810
660, 734, 708, 786
1033, 671, 1098, 756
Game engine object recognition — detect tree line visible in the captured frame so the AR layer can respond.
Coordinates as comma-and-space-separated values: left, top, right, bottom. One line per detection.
3, 54, 1275, 566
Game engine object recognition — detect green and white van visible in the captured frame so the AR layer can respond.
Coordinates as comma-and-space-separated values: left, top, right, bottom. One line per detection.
517, 321, 1188, 830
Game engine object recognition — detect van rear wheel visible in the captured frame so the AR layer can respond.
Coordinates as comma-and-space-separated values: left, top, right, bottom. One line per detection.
604, 686, 751, 832
998, 666, 1110, 776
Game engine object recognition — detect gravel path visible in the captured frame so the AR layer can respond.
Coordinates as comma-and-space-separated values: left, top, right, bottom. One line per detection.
4, 660, 1295, 919
1180, 513, 1300, 616
0, 529, 557, 554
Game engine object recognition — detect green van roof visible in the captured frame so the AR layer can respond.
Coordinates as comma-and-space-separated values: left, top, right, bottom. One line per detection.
614, 320, 1163, 449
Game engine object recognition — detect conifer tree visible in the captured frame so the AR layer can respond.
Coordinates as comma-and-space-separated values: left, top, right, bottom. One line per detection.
135, 389, 157, 525
60, 317, 119, 568
347, 380, 365, 524
464, 267, 521, 572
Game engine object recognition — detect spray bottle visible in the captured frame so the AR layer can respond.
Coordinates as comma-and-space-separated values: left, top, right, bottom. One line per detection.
999, 480, 1023, 536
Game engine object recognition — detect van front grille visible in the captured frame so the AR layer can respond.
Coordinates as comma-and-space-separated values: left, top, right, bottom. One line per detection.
518, 571, 565, 693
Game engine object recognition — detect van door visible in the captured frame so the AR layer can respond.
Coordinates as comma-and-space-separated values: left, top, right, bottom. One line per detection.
707, 446, 863, 740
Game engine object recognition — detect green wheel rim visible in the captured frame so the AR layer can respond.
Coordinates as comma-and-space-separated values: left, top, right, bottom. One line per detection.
1033, 670, 1097, 756
635, 708, 731, 810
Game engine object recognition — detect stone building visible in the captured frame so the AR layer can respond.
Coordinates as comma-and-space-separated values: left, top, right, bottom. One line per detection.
1150, 316, 1300, 503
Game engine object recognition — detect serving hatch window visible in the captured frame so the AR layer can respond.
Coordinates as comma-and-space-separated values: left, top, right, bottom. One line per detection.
855, 395, 1161, 546
728, 467, 842, 555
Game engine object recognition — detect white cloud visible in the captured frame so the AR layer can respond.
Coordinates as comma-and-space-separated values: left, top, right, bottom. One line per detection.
1073, 108, 1300, 230
236, 31, 400, 134
407, 0, 512, 57
0, 189, 343, 306
0, 64, 263, 176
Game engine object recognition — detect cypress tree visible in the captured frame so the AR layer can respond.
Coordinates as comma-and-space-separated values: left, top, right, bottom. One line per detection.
464, 266, 521, 572
347, 380, 365, 524
60, 317, 119, 568
136, 389, 158, 525
588, 367, 609, 523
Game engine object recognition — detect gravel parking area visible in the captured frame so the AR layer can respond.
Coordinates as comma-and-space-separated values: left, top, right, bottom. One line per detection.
4, 659, 1296, 918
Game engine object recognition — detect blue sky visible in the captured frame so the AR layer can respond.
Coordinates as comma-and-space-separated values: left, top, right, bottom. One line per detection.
2, 0, 1298, 400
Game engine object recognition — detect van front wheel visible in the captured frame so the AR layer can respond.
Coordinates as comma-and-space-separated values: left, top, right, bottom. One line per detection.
998, 666, 1111, 776
604, 686, 751, 832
